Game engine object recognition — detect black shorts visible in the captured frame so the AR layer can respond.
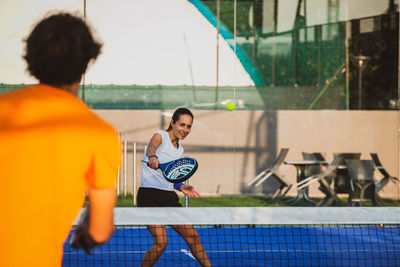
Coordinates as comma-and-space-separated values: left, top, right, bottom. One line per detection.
137, 187, 182, 207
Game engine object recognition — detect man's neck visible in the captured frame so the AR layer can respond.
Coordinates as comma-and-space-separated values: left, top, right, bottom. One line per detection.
57, 81, 80, 96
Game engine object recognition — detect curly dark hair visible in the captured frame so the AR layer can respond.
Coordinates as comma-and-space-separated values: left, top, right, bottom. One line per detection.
24, 12, 102, 86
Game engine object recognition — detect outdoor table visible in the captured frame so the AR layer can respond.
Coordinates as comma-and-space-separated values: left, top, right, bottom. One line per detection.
284, 160, 328, 205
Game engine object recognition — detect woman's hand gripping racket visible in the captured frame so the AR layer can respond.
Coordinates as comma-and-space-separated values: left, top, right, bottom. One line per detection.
143, 157, 198, 183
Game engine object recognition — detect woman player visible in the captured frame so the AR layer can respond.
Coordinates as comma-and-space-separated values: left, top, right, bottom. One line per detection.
137, 107, 212, 267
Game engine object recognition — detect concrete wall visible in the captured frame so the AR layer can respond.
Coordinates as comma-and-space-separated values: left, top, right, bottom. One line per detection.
95, 110, 400, 200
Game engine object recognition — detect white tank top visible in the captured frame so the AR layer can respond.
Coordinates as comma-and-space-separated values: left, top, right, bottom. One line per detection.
140, 130, 184, 191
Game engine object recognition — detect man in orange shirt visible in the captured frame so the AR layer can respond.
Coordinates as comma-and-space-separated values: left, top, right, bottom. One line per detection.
0, 13, 121, 266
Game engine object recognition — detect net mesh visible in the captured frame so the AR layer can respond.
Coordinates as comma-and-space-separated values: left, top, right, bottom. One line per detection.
62, 207, 400, 267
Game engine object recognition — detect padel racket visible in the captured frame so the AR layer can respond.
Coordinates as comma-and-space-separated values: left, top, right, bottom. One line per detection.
69, 207, 103, 254
142, 157, 198, 183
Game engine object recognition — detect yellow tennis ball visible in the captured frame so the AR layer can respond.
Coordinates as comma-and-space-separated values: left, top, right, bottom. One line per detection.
226, 101, 235, 111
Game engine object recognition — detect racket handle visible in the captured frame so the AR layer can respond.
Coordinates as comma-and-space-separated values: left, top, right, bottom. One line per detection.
142, 160, 160, 169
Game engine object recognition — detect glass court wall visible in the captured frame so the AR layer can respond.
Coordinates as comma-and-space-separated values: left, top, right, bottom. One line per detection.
1, 0, 399, 206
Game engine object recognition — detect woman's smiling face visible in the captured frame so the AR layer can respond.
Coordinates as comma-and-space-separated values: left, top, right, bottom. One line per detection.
170, 114, 193, 140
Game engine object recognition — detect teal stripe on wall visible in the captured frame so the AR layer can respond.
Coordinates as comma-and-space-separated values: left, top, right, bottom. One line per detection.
188, 0, 265, 86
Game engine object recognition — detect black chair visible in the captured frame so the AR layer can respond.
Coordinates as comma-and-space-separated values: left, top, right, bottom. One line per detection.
345, 159, 376, 206
332, 153, 361, 194
296, 156, 342, 206
248, 148, 291, 199
370, 153, 399, 205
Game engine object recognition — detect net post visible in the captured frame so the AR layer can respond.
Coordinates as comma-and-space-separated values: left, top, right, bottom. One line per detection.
184, 180, 189, 207
123, 140, 127, 196
133, 142, 137, 206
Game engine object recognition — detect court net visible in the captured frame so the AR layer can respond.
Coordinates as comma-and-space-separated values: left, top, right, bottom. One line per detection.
62, 207, 400, 267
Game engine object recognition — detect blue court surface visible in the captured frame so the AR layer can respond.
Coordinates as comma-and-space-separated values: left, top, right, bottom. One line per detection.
62, 225, 400, 267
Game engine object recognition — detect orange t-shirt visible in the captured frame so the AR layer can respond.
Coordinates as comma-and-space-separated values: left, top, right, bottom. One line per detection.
0, 84, 121, 267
